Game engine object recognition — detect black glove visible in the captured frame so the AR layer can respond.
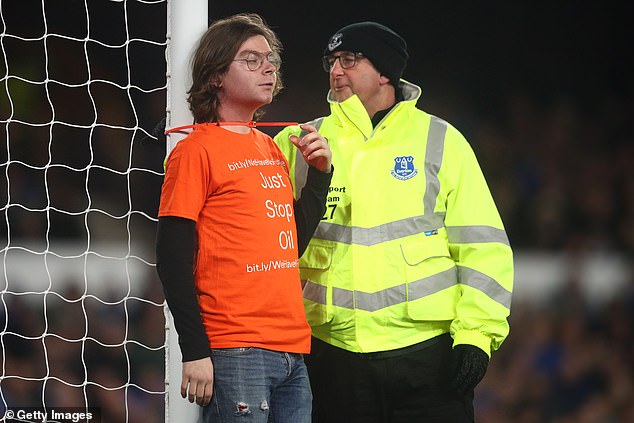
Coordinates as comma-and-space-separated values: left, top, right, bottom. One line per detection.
449, 344, 489, 394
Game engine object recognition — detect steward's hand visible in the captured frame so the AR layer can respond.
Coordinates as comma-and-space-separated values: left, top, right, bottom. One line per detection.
289, 124, 332, 173
449, 344, 489, 394
182, 357, 214, 406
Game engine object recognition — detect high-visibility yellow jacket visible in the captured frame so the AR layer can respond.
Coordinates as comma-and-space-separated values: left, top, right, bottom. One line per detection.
274, 81, 513, 356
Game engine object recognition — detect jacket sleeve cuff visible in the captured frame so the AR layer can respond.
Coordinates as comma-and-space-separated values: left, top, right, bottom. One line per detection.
308, 163, 334, 180
452, 329, 492, 357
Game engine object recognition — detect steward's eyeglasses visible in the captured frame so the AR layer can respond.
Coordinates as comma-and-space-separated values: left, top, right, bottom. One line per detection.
234, 51, 281, 71
322, 52, 364, 72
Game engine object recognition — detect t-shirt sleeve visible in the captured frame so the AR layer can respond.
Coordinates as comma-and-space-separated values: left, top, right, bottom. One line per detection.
159, 139, 211, 221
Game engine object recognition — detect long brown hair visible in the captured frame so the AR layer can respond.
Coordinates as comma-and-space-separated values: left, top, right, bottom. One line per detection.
187, 13, 283, 123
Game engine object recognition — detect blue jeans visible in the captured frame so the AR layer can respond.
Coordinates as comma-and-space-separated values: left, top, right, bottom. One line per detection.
203, 347, 312, 423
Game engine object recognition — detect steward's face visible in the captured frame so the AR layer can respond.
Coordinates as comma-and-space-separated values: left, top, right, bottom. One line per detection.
326, 51, 383, 104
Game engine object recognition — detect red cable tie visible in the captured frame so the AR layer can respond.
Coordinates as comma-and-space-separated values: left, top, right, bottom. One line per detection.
252, 121, 299, 127
165, 121, 299, 135
164, 124, 196, 135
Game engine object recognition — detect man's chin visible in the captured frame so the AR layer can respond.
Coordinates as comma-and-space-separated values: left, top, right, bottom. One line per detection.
332, 89, 353, 102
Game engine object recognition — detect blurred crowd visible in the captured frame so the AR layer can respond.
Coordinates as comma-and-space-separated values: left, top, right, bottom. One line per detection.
2, 1, 633, 422
0, 282, 165, 422
476, 271, 634, 422
471, 87, 633, 255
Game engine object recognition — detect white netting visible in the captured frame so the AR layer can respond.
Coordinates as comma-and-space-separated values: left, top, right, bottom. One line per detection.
0, 0, 168, 421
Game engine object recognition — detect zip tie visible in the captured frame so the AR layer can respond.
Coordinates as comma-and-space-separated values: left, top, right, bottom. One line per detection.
165, 121, 299, 135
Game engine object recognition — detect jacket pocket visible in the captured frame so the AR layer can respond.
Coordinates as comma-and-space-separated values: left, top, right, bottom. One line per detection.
299, 242, 333, 270
299, 242, 334, 326
400, 232, 458, 321
400, 231, 450, 266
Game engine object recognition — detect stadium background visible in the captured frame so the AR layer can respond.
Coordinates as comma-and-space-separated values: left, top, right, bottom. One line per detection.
1, 0, 632, 421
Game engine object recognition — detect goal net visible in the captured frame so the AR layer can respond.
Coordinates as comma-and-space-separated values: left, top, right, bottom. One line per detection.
1, 0, 169, 420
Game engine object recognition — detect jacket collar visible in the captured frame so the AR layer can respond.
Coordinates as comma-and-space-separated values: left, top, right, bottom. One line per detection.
326, 80, 422, 138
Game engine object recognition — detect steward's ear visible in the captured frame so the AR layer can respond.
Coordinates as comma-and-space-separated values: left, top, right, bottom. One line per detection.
378, 74, 391, 86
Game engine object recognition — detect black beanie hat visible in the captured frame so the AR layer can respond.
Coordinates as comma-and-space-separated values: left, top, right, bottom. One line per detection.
324, 21, 408, 86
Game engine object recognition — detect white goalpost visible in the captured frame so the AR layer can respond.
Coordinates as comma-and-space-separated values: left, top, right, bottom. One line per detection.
165, 0, 207, 422
0, 0, 205, 421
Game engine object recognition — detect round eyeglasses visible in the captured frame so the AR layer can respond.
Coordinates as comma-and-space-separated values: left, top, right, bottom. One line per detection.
234, 51, 281, 71
322, 52, 364, 72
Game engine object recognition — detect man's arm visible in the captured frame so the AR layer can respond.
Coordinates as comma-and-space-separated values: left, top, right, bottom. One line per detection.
156, 215, 213, 405
444, 135, 513, 354
294, 165, 333, 256
287, 123, 333, 256
442, 128, 513, 393
156, 216, 209, 359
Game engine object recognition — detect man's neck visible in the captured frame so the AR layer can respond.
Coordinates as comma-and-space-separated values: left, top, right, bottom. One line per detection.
217, 107, 256, 134
364, 84, 397, 120
371, 104, 395, 128
370, 83, 404, 126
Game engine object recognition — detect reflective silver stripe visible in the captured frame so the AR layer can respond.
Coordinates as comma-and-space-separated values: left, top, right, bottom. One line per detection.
303, 265, 510, 311
313, 213, 445, 245
408, 267, 458, 300
333, 284, 407, 312
307, 268, 457, 311
423, 116, 448, 215
458, 266, 512, 309
332, 287, 354, 309
302, 280, 326, 304
294, 117, 325, 197
446, 225, 510, 246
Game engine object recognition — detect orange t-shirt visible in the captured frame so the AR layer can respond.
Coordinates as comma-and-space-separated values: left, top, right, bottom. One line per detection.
159, 124, 310, 353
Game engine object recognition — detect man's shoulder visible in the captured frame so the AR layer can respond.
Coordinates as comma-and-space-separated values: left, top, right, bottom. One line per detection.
273, 116, 330, 144
304, 116, 328, 127
171, 130, 210, 154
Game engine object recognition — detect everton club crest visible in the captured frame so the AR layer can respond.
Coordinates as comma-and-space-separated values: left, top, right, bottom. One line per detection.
391, 156, 418, 180
328, 33, 343, 51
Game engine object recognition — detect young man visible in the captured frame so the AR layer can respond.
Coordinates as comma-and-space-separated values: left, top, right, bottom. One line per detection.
156, 14, 332, 423
275, 21, 513, 422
